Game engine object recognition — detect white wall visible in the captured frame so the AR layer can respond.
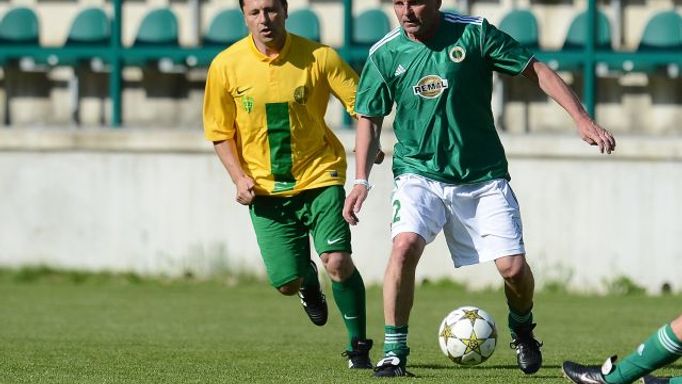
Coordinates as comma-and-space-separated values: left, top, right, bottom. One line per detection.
1, 129, 680, 293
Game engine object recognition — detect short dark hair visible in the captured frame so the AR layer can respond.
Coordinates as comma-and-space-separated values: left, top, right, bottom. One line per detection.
239, 0, 288, 11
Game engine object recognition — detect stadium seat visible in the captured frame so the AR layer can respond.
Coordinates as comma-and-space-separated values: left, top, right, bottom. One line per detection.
622, 10, 682, 76
0, 7, 39, 46
129, 8, 184, 71
61, 8, 111, 125
203, 8, 248, 47
65, 8, 110, 47
286, 9, 321, 42
550, 10, 612, 72
499, 9, 540, 50
353, 9, 391, 46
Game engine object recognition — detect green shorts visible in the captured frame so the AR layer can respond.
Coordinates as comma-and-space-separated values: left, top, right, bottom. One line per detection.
249, 185, 352, 288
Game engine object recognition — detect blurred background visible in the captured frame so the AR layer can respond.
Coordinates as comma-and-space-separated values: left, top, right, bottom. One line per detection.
0, 0, 680, 294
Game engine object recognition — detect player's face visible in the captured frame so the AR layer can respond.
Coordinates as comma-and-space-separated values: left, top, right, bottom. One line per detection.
393, 0, 442, 40
242, 0, 288, 51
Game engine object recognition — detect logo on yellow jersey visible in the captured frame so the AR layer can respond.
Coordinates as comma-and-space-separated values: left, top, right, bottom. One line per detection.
242, 96, 254, 113
294, 86, 309, 105
413, 75, 449, 99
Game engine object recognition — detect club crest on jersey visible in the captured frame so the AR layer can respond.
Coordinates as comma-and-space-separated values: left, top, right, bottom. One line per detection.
449, 46, 466, 63
294, 86, 308, 105
413, 75, 449, 99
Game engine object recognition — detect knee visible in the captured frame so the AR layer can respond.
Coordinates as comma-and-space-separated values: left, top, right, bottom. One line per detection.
497, 256, 528, 282
277, 279, 302, 296
321, 252, 354, 281
390, 234, 424, 269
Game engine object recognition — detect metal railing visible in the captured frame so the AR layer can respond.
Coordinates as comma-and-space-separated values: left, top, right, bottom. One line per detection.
0, 0, 679, 127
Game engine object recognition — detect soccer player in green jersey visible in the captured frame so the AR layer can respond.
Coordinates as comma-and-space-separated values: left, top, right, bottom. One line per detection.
562, 313, 682, 384
203, 0, 380, 368
342, 0, 616, 377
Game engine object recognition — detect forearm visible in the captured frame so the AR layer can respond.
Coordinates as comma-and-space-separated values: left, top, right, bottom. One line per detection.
213, 139, 248, 185
355, 116, 383, 180
526, 60, 592, 125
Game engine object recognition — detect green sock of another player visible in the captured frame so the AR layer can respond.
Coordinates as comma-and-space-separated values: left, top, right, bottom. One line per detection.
670, 377, 682, 384
508, 305, 533, 336
331, 268, 366, 350
383, 325, 410, 363
605, 323, 682, 384
301, 261, 320, 291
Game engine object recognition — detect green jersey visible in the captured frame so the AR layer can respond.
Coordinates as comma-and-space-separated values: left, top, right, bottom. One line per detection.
355, 12, 533, 184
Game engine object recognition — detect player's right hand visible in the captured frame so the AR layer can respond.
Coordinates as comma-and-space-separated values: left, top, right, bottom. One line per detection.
236, 176, 255, 205
343, 186, 369, 225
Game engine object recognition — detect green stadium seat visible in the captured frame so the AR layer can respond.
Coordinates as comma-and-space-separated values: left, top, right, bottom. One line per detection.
134, 8, 179, 47
623, 10, 682, 75
549, 10, 612, 72
66, 8, 110, 47
499, 9, 540, 50
353, 9, 391, 46
203, 8, 247, 47
0, 7, 51, 70
129, 8, 184, 71
0, 7, 39, 45
286, 9, 320, 42
562, 10, 612, 51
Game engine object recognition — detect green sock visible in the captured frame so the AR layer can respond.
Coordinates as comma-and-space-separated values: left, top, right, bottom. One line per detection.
301, 261, 320, 291
670, 377, 682, 384
331, 268, 366, 350
605, 324, 682, 384
383, 325, 410, 363
508, 305, 533, 336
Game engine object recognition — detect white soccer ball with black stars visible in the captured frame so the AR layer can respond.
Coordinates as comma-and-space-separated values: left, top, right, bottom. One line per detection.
438, 305, 497, 366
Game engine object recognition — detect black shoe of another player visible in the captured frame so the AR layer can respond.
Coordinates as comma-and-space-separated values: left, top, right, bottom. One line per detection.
510, 323, 543, 374
373, 356, 414, 377
641, 376, 671, 384
341, 338, 373, 369
298, 287, 327, 326
562, 356, 617, 384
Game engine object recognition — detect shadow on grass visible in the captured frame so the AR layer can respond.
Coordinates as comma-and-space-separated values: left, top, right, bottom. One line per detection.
410, 363, 562, 370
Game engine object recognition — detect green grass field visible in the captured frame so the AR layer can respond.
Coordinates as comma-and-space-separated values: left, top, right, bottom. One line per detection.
0, 269, 679, 383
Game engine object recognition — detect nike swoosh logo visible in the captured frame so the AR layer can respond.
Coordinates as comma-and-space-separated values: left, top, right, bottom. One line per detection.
235, 87, 252, 96
343, 314, 358, 320
326, 238, 343, 245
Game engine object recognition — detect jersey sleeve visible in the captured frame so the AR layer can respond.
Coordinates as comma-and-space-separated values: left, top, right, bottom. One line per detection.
354, 56, 394, 117
481, 18, 534, 76
323, 47, 359, 118
203, 58, 237, 142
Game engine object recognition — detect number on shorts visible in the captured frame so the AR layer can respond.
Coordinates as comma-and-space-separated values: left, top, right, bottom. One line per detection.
392, 199, 401, 223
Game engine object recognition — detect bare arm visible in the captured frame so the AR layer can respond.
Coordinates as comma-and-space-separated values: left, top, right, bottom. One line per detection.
523, 59, 616, 154
213, 139, 255, 205
342, 115, 383, 225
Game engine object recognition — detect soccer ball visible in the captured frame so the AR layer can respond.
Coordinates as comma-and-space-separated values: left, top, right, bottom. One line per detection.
438, 305, 497, 366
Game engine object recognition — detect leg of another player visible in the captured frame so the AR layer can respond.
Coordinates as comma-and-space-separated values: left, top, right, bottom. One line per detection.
605, 314, 682, 384
321, 252, 368, 346
382, 233, 425, 362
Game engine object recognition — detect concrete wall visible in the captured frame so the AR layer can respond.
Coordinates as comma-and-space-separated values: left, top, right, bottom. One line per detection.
1, 128, 680, 293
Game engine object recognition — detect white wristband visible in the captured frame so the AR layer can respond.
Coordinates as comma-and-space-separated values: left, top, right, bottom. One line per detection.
353, 179, 373, 191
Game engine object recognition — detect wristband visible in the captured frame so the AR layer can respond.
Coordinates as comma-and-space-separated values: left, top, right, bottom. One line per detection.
353, 179, 373, 191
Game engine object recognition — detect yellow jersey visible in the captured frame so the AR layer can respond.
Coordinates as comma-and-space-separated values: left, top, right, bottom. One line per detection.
203, 33, 358, 196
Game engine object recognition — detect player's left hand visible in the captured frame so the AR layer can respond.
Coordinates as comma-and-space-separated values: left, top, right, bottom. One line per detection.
577, 119, 616, 154
343, 185, 369, 225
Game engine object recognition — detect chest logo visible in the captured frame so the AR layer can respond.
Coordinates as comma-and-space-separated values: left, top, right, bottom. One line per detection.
412, 75, 449, 99
242, 96, 254, 113
294, 86, 309, 105
449, 46, 466, 63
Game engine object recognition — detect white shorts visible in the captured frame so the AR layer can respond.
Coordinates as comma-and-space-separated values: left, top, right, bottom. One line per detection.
390, 174, 525, 267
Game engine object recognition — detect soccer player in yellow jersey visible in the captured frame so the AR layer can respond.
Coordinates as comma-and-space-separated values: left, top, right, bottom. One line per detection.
203, 0, 374, 368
